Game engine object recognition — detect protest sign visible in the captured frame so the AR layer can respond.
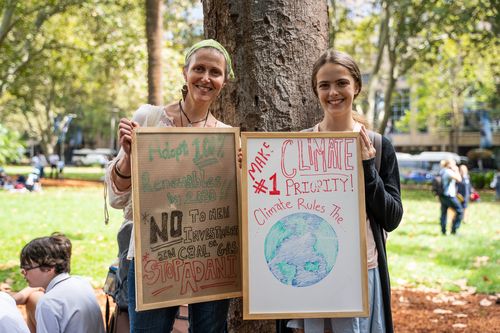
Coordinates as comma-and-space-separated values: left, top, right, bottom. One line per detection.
242, 132, 368, 319
131, 127, 241, 311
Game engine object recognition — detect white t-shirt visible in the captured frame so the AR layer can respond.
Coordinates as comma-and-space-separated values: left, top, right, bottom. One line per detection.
0, 291, 30, 333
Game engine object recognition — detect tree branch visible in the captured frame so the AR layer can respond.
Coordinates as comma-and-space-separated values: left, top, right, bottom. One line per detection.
0, 0, 17, 46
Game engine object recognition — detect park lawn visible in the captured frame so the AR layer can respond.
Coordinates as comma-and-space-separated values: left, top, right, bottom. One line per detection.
388, 189, 499, 294
0, 186, 498, 295
4, 165, 105, 181
0, 186, 122, 290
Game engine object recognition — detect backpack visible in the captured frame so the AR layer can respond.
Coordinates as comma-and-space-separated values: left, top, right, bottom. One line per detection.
431, 174, 444, 196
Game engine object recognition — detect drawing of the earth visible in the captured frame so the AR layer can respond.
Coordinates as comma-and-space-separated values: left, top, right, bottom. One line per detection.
264, 212, 338, 287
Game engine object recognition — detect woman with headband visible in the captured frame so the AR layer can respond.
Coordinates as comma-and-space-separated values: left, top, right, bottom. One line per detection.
106, 39, 235, 333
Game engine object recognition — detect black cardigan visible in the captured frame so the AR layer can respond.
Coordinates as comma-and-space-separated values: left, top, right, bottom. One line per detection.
363, 135, 404, 333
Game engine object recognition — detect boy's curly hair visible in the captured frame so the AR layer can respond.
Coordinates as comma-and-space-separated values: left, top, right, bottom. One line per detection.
20, 233, 72, 274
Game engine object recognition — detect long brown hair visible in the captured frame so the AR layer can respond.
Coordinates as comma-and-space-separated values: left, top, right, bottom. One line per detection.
311, 49, 368, 127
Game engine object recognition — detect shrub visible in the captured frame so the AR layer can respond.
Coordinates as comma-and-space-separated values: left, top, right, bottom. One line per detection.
470, 170, 495, 189
0, 124, 24, 164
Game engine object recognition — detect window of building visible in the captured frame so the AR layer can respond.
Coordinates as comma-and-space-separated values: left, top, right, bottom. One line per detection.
390, 89, 410, 133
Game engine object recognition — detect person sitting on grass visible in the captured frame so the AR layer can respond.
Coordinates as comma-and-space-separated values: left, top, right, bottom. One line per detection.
14, 233, 105, 333
0, 290, 30, 333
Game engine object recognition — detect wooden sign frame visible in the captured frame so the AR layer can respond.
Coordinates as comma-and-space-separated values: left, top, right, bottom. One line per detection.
242, 132, 369, 319
131, 127, 242, 311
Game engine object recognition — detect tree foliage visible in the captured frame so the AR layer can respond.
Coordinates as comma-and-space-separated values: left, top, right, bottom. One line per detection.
332, 0, 498, 134
0, 0, 202, 154
0, 123, 24, 164
0, 0, 147, 153
396, 34, 499, 152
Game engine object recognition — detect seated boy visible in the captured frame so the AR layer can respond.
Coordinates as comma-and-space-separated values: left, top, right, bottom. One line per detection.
15, 233, 105, 333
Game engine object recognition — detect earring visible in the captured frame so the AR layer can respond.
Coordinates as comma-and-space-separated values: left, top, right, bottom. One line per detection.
181, 84, 188, 101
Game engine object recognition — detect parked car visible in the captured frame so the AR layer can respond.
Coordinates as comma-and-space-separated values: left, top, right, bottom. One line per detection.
72, 148, 114, 166
396, 151, 465, 184
401, 169, 434, 184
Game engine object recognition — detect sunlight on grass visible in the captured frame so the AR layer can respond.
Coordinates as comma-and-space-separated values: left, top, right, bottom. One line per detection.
388, 189, 499, 294
4, 165, 105, 181
1, 186, 498, 294
0, 187, 122, 290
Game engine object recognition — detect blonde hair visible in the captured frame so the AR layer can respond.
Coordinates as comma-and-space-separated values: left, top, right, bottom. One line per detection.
441, 159, 456, 168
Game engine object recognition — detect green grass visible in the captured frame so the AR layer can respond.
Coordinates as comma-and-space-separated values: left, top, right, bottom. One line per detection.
388, 189, 499, 294
0, 185, 498, 294
4, 165, 105, 181
0, 186, 122, 290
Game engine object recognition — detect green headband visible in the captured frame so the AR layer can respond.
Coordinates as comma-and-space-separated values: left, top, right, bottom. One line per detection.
184, 39, 235, 79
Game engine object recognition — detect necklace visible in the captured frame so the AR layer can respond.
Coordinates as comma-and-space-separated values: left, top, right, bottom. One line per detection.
178, 100, 209, 127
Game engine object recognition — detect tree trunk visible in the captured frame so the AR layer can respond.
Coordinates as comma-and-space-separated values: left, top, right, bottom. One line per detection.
378, 50, 396, 135
146, 0, 163, 105
203, 0, 328, 132
366, 0, 389, 128
203, 1, 329, 331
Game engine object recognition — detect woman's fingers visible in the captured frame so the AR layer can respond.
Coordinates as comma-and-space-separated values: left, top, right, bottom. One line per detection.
117, 119, 140, 155
237, 148, 243, 169
359, 126, 376, 160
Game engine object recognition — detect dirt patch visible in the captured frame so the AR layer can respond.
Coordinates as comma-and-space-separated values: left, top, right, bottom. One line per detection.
10, 284, 499, 332
392, 287, 499, 333
93, 287, 498, 332
40, 178, 103, 187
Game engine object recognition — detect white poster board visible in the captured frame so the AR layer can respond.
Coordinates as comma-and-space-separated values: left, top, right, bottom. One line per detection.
242, 132, 368, 319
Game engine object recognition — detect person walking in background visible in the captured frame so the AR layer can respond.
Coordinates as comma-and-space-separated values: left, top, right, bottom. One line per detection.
31, 152, 47, 179
287, 49, 403, 333
105, 39, 235, 333
490, 168, 500, 201
438, 159, 463, 235
56, 159, 65, 179
456, 164, 472, 221
48, 154, 60, 179
14, 233, 105, 333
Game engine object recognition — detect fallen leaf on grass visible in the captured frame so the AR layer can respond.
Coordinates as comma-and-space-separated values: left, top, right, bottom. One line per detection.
453, 279, 468, 290
0, 283, 12, 292
473, 256, 489, 268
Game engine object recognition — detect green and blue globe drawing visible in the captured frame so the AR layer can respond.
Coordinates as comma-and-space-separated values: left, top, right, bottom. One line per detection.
264, 212, 338, 287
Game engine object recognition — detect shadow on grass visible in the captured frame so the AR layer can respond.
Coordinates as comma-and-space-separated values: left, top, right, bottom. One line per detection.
64, 232, 85, 241
0, 265, 26, 291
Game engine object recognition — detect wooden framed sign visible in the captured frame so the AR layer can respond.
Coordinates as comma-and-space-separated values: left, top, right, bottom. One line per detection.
242, 132, 369, 319
131, 127, 242, 311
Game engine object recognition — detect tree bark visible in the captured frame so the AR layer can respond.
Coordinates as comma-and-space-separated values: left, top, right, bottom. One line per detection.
378, 41, 396, 135
203, 0, 328, 132
203, 1, 329, 331
146, 0, 163, 105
